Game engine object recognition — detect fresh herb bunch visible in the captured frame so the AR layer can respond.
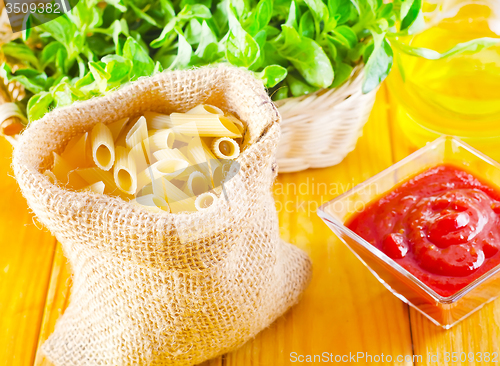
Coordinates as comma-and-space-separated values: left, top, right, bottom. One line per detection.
1, 0, 498, 123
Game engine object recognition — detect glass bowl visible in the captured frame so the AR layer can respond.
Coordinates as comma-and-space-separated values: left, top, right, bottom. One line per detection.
317, 136, 500, 329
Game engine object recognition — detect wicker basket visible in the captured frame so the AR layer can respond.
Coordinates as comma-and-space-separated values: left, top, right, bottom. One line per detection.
275, 66, 378, 173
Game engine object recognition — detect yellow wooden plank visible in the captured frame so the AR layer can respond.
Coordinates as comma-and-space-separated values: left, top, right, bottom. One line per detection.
410, 302, 500, 366
0, 137, 57, 366
386, 74, 500, 366
33, 243, 72, 366
225, 87, 415, 365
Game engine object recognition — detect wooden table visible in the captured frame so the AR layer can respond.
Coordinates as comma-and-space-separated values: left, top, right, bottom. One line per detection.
1, 84, 499, 366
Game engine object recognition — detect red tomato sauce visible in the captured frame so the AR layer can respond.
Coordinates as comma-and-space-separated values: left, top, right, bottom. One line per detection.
347, 165, 500, 297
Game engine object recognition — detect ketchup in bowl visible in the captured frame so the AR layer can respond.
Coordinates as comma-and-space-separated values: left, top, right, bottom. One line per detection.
347, 165, 500, 297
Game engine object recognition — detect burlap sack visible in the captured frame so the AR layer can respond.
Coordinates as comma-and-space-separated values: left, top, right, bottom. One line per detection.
13, 66, 312, 365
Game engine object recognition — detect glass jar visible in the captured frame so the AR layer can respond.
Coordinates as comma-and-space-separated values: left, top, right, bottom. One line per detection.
386, 0, 500, 160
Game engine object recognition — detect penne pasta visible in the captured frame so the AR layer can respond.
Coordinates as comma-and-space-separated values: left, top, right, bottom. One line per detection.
186, 104, 223, 115
91, 122, 115, 171
62, 132, 89, 168
143, 111, 172, 130
142, 137, 153, 164
226, 114, 246, 134
195, 192, 217, 211
161, 178, 196, 213
151, 158, 189, 180
115, 116, 139, 147
76, 167, 118, 194
148, 129, 176, 151
186, 138, 221, 186
50, 104, 247, 213
82, 181, 105, 194
186, 171, 209, 197
129, 143, 149, 173
211, 137, 240, 160
52, 152, 73, 185
152, 148, 189, 162
108, 118, 129, 142
169, 114, 241, 138
173, 132, 192, 144
114, 146, 137, 195
126, 116, 148, 149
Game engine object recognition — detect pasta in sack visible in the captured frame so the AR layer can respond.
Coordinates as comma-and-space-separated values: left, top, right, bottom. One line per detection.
13, 66, 312, 365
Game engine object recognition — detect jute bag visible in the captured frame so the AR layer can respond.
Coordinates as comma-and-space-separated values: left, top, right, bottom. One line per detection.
13, 66, 312, 365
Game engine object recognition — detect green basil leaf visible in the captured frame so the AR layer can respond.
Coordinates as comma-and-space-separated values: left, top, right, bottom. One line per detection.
256, 65, 288, 88
55, 47, 69, 75
160, 0, 176, 18
272, 85, 289, 100
331, 62, 353, 87
336, 0, 354, 24
75, 72, 95, 89
107, 19, 130, 54
178, 4, 212, 20
195, 21, 218, 56
87, 34, 116, 57
106, 0, 127, 11
299, 11, 315, 39
150, 18, 176, 49
213, 0, 230, 35
303, 0, 329, 23
89, 61, 110, 93
122, 37, 155, 78
285, 0, 298, 29
27, 92, 53, 122
0, 64, 48, 94
362, 33, 393, 93
2, 43, 39, 68
378, 3, 394, 19
22, 15, 32, 41
256, 0, 273, 30
263, 42, 289, 68
180, 0, 212, 8
363, 41, 374, 62
226, 9, 260, 67
287, 72, 319, 96
103, 55, 132, 86
37, 14, 76, 47
333, 25, 358, 48
72, 1, 101, 29
328, 0, 340, 16
347, 41, 367, 63
249, 29, 268, 70
168, 33, 193, 69
185, 19, 203, 45
325, 36, 338, 60
278, 25, 333, 88
400, 0, 421, 31
153, 61, 163, 74
129, 2, 161, 27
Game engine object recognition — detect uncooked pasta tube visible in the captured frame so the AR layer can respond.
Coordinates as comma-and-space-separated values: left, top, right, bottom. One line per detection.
91, 122, 115, 171
211, 137, 240, 160
114, 146, 137, 195
195, 192, 217, 211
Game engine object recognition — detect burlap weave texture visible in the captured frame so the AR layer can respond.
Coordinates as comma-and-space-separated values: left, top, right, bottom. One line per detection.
13, 66, 312, 365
